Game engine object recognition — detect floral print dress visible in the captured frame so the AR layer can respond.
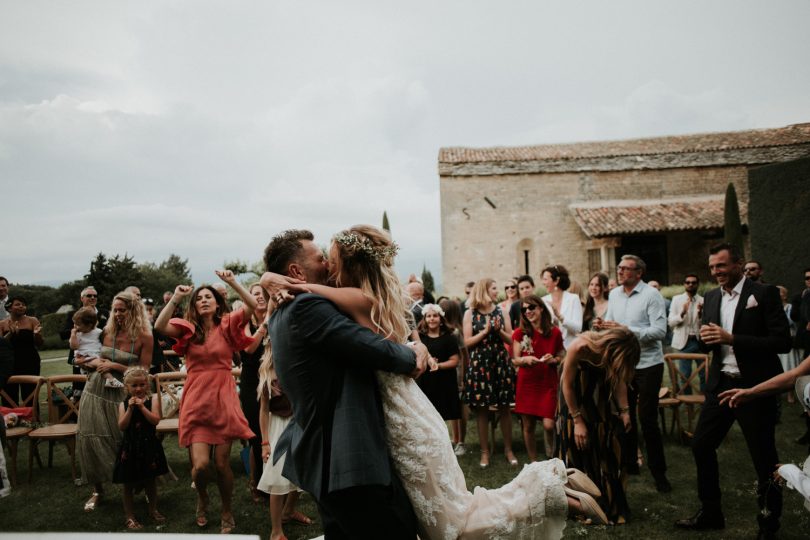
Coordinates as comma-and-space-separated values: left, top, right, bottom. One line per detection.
462, 307, 515, 407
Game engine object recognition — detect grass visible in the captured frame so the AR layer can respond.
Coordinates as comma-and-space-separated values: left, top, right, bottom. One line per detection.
3, 358, 810, 539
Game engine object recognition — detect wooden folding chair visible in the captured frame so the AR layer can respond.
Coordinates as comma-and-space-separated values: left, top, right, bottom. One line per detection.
155, 371, 187, 436
664, 353, 710, 439
657, 385, 681, 438
161, 350, 183, 372
27, 374, 86, 483
0, 375, 45, 486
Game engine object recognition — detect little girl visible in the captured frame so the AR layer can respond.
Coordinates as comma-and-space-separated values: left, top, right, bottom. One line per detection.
255, 336, 312, 540
69, 307, 123, 388
113, 366, 168, 530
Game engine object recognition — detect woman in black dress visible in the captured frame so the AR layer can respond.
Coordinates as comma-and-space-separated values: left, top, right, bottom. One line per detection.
557, 328, 639, 524
113, 366, 168, 529
239, 282, 268, 502
0, 297, 43, 403
416, 303, 461, 424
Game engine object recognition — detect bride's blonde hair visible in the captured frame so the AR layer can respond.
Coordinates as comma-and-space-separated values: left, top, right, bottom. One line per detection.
331, 224, 411, 342
256, 338, 274, 399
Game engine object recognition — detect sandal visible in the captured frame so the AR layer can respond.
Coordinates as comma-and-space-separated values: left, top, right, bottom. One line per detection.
505, 451, 519, 466
564, 486, 609, 525
150, 510, 167, 523
565, 468, 601, 498
221, 514, 236, 534
195, 496, 208, 528
83, 492, 101, 512
125, 517, 143, 530
282, 510, 313, 525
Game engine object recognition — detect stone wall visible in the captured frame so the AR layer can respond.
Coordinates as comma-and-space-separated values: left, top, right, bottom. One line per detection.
440, 165, 750, 297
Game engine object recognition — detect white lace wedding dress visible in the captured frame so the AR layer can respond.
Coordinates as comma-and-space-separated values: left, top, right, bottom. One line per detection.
377, 371, 569, 540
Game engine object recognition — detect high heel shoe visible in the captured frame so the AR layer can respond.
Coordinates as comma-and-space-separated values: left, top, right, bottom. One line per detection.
479, 451, 490, 469
505, 451, 519, 466
565, 468, 601, 498
564, 486, 608, 525
83, 492, 101, 512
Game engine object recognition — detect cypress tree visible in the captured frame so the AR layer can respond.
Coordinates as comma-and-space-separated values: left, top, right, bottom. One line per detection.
724, 182, 744, 256
382, 211, 390, 233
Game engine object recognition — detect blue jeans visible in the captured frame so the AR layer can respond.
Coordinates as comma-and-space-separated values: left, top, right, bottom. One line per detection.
677, 336, 705, 393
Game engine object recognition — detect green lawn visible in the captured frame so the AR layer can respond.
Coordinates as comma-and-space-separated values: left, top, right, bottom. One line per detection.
2, 360, 809, 539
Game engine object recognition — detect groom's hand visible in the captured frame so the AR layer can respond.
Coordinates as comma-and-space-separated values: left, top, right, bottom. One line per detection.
409, 342, 429, 378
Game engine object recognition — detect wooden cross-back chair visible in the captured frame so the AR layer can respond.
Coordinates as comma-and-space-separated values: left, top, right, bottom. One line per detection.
0, 375, 45, 486
27, 374, 86, 483
664, 352, 710, 439
154, 371, 187, 436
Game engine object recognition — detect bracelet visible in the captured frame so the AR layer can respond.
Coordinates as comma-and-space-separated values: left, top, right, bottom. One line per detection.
619, 406, 630, 413
171, 300, 180, 307
260, 441, 269, 446
571, 410, 582, 419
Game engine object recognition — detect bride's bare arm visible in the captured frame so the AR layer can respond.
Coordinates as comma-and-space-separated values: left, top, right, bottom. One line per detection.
260, 272, 374, 331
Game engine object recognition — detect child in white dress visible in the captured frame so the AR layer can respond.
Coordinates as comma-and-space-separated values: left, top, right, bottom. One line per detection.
69, 308, 123, 388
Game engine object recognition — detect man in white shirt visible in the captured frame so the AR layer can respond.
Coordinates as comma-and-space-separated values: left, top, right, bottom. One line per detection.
668, 274, 704, 391
0, 277, 9, 321
676, 243, 791, 539
596, 254, 670, 492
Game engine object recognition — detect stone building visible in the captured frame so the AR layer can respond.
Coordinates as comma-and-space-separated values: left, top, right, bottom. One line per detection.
439, 123, 810, 296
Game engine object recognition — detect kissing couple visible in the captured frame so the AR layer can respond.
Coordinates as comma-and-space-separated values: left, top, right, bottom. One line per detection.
261, 225, 606, 540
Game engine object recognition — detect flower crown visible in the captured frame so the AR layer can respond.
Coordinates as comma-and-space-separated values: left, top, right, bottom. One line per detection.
333, 232, 399, 264
421, 303, 445, 317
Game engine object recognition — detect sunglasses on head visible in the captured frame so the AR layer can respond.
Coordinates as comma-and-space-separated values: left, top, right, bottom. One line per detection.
521, 305, 538, 314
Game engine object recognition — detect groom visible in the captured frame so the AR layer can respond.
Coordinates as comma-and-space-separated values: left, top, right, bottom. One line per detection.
262, 229, 427, 539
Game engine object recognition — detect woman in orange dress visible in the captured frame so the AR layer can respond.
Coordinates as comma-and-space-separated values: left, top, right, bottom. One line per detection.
154, 270, 257, 534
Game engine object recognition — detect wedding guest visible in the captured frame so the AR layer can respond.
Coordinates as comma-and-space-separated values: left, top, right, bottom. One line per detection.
0, 297, 43, 403
239, 282, 269, 502
508, 275, 536, 329
676, 243, 791, 537
583, 273, 609, 330
558, 328, 640, 524
511, 295, 564, 461
154, 271, 257, 534
416, 303, 461, 429
462, 278, 516, 468
0, 277, 9, 321
440, 298, 470, 456
498, 278, 519, 316
668, 274, 705, 391
256, 342, 312, 540
541, 265, 583, 349
777, 286, 802, 390
77, 291, 153, 513
113, 366, 167, 530
596, 254, 670, 492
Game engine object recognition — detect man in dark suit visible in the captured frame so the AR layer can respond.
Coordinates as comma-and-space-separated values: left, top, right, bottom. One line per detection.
676, 243, 791, 538
262, 229, 427, 540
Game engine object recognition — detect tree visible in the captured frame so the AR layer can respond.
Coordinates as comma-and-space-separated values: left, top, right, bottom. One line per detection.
382, 211, 390, 233
421, 265, 435, 297
724, 182, 745, 257
84, 252, 142, 307
138, 254, 192, 302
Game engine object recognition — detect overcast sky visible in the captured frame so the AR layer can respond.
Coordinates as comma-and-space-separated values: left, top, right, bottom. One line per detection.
3, 1, 809, 288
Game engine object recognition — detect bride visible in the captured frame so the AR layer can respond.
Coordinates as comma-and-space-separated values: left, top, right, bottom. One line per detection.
262, 224, 608, 539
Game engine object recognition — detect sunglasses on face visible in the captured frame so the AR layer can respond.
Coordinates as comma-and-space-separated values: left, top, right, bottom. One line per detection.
84, 294, 97, 298
744, 268, 759, 273
617, 265, 638, 272
805, 276, 810, 281
505, 285, 516, 290
684, 281, 698, 285
521, 305, 538, 314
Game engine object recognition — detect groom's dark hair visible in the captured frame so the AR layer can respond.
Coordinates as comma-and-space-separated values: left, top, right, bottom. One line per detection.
263, 229, 315, 275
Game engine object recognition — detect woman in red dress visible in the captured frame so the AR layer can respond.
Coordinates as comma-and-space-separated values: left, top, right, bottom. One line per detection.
511, 294, 565, 462
155, 270, 257, 534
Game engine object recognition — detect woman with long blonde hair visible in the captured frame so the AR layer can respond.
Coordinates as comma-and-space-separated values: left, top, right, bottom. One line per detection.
558, 327, 640, 524
77, 290, 153, 513
462, 277, 516, 468
262, 224, 610, 538
255, 334, 311, 540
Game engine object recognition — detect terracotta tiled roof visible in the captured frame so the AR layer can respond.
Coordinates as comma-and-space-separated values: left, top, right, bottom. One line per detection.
440, 123, 810, 164
569, 196, 748, 238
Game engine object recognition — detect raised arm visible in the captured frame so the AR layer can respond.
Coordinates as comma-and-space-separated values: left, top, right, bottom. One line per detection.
216, 269, 257, 319
155, 285, 193, 337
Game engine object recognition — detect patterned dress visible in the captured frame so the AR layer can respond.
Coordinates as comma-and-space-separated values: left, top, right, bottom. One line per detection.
556, 362, 629, 523
462, 307, 515, 407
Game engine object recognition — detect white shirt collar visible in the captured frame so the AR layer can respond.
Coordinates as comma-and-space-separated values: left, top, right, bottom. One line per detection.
722, 276, 746, 297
